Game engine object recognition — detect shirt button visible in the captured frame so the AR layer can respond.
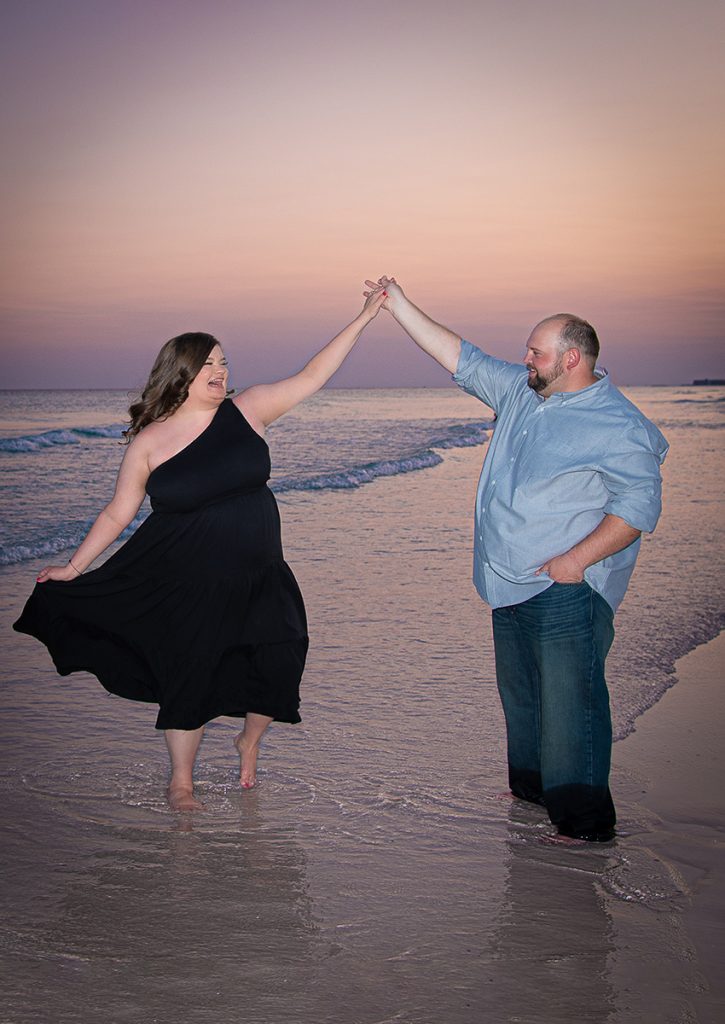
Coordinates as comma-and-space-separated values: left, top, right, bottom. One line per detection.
523, 430, 528, 435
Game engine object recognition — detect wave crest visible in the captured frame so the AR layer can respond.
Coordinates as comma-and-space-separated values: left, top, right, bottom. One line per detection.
0, 424, 125, 453
1, 421, 491, 564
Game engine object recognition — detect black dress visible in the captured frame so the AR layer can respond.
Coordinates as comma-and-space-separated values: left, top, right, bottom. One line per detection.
13, 399, 308, 729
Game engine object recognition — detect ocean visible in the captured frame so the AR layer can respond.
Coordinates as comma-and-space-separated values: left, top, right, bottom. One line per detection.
1, 383, 723, 1023
2, 384, 722, 736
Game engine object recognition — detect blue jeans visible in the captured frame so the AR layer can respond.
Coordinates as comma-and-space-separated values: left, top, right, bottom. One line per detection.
491, 582, 616, 838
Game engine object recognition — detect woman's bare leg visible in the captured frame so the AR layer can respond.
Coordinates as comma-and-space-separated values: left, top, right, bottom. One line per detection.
165, 727, 205, 810
234, 713, 273, 789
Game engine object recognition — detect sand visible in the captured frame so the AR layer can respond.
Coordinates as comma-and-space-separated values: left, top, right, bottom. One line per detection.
615, 632, 725, 1022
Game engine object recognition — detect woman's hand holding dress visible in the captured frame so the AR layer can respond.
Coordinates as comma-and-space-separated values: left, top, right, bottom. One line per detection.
36, 564, 83, 583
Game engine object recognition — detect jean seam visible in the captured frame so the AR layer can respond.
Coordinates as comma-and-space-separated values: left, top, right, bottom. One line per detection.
585, 584, 595, 787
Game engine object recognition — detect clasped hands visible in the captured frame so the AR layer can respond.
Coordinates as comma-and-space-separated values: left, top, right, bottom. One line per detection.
363, 275, 401, 314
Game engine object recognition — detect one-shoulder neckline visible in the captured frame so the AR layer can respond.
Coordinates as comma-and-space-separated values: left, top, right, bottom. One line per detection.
229, 397, 268, 444
147, 401, 227, 480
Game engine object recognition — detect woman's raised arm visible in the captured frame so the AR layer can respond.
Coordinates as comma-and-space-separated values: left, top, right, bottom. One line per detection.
235, 289, 386, 430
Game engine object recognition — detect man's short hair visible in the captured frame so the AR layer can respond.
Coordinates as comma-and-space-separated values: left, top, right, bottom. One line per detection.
550, 314, 600, 363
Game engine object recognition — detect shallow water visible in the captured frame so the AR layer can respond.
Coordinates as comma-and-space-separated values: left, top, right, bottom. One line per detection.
1, 385, 723, 1021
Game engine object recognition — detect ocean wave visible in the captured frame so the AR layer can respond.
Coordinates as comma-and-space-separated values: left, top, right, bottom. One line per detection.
428, 421, 494, 448
1, 419, 491, 456
273, 450, 444, 493
656, 419, 724, 430
0, 513, 147, 567
1, 533, 95, 566
0, 421, 491, 564
273, 422, 492, 493
672, 395, 725, 405
0, 424, 125, 452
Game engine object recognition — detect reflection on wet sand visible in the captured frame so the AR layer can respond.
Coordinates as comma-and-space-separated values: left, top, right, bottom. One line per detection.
490, 799, 617, 1022
1, 788, 321, 1024
486, 798, 701, 1024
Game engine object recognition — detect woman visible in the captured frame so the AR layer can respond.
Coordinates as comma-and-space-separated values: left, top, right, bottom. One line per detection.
14, 288, 386, 811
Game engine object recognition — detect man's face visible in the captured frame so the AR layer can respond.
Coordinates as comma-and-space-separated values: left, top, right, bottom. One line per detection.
524, 324, 567, 396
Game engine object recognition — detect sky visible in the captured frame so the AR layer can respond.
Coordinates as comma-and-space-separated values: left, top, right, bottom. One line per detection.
1, 0, 723, 389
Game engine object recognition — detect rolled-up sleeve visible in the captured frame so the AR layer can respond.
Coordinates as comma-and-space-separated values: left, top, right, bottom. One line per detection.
452, 340, 525, 414
600, 423, 668, 533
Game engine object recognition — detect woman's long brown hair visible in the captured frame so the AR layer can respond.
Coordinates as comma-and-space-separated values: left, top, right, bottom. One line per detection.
124, 332, 219, 441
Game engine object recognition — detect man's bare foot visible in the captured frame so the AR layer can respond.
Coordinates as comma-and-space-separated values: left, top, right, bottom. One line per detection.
167, 784, 204, 812
234, 732, 260, 789
539, 832, 587, 847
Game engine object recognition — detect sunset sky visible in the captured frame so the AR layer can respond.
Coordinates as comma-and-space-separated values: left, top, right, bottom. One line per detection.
2, 0, 723, 389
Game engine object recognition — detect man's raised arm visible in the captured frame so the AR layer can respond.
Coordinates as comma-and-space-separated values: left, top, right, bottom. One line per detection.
364, 276, 462, 373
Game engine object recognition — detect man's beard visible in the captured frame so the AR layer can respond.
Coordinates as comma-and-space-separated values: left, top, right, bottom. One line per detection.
526, 355, 565, 394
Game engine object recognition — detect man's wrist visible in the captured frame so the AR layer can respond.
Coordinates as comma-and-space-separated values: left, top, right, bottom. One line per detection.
388, 294, 408, 321
564, 547, 588, 574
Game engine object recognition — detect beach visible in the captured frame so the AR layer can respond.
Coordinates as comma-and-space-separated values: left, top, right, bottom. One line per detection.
615, 633, 725, 1023
1, 387, 723, 1023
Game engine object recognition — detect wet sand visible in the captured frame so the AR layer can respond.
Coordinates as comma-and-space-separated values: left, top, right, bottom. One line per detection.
3, 629, 722, 1023
615, 632, 725, 1022
1, 440, 723, 1022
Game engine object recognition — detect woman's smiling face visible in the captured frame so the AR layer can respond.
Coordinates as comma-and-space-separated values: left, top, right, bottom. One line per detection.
187, 344, 229, 405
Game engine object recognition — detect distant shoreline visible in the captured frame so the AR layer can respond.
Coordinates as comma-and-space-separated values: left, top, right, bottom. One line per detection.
1, 382, 724, 394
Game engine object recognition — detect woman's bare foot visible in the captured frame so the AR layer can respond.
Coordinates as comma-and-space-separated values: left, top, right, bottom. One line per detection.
167, 784, 204, 812
234, 732, 260, 789
164, 727, 206, 811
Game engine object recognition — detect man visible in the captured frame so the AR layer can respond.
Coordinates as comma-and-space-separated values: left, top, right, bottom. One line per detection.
366, 276, 668, 842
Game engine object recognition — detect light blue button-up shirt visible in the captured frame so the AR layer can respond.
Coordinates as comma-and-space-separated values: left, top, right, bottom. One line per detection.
453, 340, 668, 611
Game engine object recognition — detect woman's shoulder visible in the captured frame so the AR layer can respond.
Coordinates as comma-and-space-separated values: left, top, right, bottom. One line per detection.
133, 416, 168, 445
129, 416, 175, 461
231, 388, 250, 409
232, 390, 266, 438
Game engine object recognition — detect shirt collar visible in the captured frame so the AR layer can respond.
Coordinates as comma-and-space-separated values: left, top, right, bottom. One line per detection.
541, 369, 610, 406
